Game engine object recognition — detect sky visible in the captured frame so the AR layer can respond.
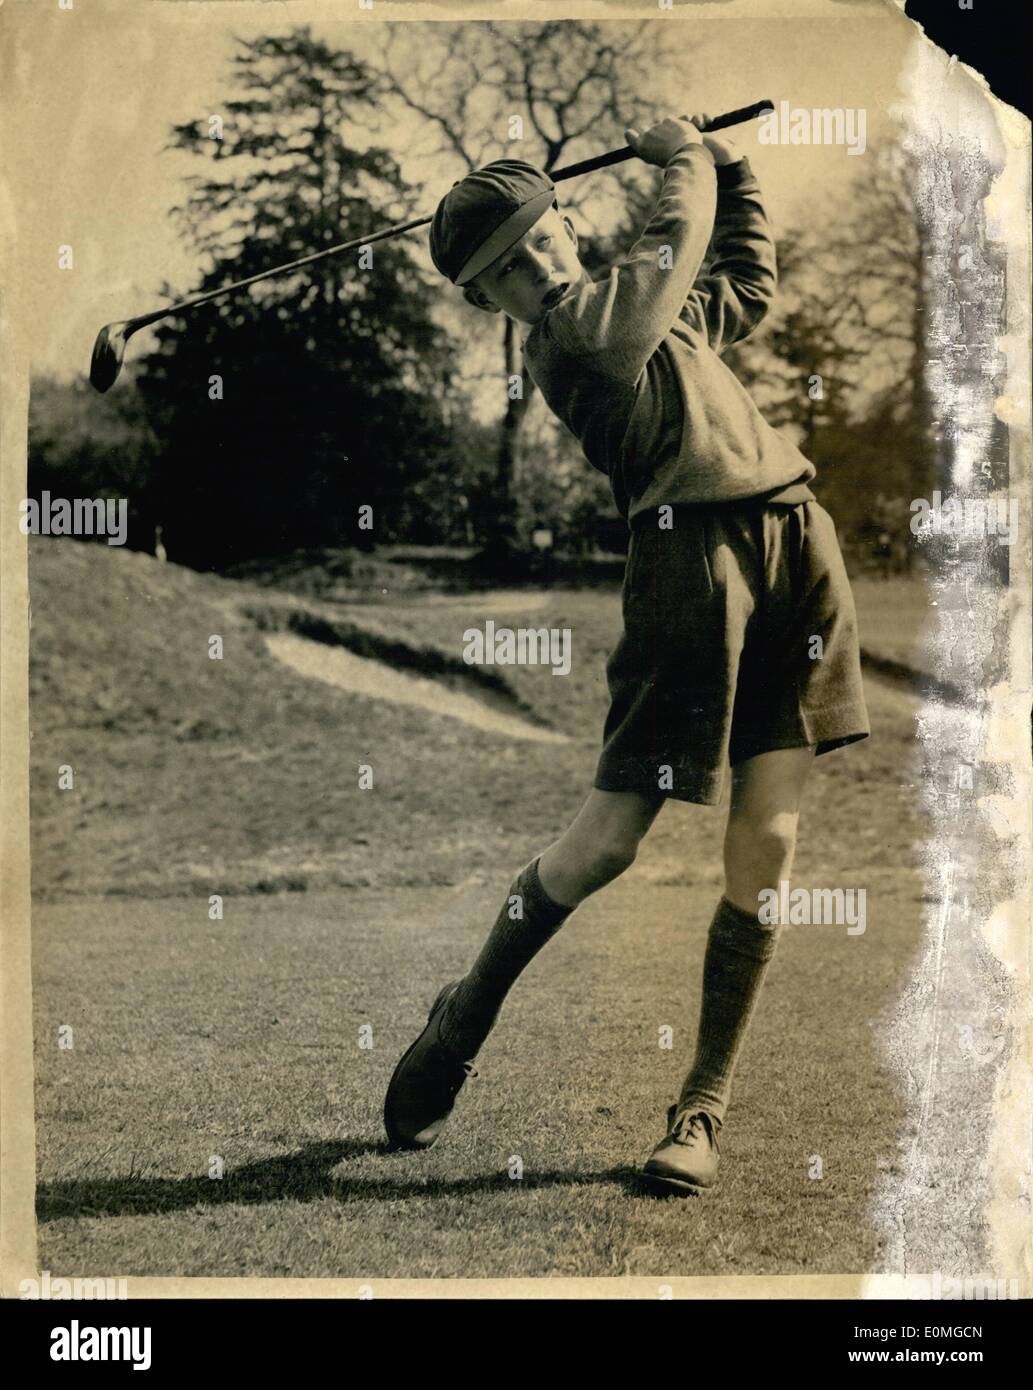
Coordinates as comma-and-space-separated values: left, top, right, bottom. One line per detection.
1, 1, 921, 384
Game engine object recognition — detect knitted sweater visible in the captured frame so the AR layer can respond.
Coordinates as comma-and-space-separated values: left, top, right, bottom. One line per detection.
523, 145, 815, 524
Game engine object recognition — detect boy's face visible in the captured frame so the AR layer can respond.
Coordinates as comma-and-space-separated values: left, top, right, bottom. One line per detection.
465, 206, 585, 326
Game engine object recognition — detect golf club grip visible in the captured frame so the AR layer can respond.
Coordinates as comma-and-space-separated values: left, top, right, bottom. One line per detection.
550, 100, 773, 183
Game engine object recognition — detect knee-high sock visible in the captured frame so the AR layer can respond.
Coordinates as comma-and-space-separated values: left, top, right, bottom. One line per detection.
676, 896, 782, 1125
437, 857, 574, 1059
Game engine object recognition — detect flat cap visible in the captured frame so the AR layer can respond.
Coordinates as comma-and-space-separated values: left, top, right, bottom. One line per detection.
429, 160, 556, 287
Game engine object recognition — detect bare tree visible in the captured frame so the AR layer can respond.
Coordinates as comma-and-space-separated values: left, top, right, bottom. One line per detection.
364, 19, 694, 563
729, 142, 939, 511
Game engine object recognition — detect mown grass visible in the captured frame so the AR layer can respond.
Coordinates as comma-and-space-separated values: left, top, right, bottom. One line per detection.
29, 537, 929, 1278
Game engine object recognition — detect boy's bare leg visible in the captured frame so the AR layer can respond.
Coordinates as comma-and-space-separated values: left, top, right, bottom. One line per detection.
676, 746, 814, 1125
723, 745, 815, 912
537, 787, 666, 906
438, 788, 665, 1058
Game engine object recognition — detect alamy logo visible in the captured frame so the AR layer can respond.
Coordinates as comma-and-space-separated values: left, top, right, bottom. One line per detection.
50, 1320, 151, 1371
20, 1271, 128, 1300
462, 621, 571, 676
758, 100, 867, 156
910, 492, 1018, 546
758, 881, 866, 935
19, 492, 128, 546
903, 1272, 1020, 1302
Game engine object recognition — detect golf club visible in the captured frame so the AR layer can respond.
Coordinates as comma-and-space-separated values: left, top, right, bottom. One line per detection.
89, 100, 773, 392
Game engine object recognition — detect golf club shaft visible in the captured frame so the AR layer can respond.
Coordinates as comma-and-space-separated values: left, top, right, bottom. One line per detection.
120, 100, 773, 334
127, 216, 433, 332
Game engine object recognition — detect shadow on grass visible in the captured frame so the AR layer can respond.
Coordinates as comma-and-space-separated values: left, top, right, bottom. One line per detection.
37, 1139, 652, 1222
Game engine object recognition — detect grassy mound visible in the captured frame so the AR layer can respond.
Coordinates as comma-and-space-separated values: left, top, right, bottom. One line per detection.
27, 539, 591, 899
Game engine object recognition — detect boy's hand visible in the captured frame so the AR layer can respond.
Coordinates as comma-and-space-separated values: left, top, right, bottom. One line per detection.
688, 111, 741, 167
624, 114, 704, 168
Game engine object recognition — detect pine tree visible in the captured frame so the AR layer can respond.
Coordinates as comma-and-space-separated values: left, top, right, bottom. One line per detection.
136, 28, 458, 569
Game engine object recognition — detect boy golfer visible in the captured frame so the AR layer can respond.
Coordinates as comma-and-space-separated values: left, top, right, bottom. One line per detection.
383, 113, 869, 1193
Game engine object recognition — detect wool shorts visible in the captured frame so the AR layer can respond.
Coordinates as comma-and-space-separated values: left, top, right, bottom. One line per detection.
594, 498, 870, 806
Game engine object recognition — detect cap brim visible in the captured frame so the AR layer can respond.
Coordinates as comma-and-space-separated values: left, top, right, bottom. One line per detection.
455, 187, 556, 286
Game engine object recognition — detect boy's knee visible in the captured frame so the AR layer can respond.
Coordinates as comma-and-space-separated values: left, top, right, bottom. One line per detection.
725, 813, 797, 878
588, 832, 641, 885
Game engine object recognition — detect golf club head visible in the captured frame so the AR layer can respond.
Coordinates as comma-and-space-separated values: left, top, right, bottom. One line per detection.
89, 321, 131, 393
